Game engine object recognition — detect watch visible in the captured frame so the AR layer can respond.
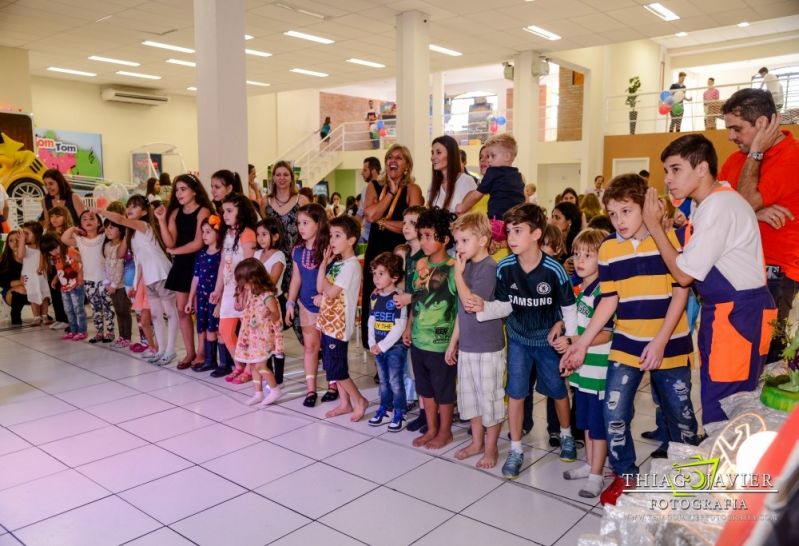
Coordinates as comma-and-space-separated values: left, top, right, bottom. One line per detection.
748, 151, 764, 161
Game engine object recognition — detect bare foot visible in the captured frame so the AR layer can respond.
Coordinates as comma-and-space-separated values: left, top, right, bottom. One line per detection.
476, 445, 499, 469
412, 429, 437, 447
350, 397, 369, 422
325, 404, 353, 418
191, 354, 204, 365
425, 431, 453, 450
454, 441, 484, 460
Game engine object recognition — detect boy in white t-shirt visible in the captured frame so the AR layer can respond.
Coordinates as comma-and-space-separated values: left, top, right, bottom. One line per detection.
642, 134, 777, 424
315, 215, 367, 421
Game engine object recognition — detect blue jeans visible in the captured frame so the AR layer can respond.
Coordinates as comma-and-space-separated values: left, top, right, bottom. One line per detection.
604, 362, 698, 476
506, 339, 566, 400
376, 344, 407, 412
62, 287, 87, 334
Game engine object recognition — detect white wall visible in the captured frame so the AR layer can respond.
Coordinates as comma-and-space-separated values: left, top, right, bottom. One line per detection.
536, 163, 582, 211
276, 88, 320, 156
247, 92, 278, 176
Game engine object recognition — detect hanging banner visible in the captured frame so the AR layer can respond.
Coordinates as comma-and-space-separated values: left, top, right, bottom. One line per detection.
34, 128, 103, 177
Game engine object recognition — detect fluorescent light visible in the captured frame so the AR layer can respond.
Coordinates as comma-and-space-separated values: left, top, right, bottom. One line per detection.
245, 48, 272, 57
644, 3, 680, 22
283, 30, 334, 44
116, 70, 161, 80
738, 21, 750, 27
47, 67, 96, 77
346, 58, 385, 68
88, 55, 140, 67
142, 40, 195, 54
246, 80, 271, 87
244, 34, 254, 40
187, 86, 197, 91
522, 25, 561, 41
95, 15, 112, 22
290, 68, 328, 77
296, 8, 325, 19
675, 31, 688, 37
166, 58, 196, 67
429, 44, 462, 56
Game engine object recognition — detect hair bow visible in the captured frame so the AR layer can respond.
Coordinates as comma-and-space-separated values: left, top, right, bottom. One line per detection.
208, 215, 221, 230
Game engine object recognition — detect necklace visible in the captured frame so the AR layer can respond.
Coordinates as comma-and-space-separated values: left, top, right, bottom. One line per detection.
300, 246, 316, 270
273, 193, 292, 206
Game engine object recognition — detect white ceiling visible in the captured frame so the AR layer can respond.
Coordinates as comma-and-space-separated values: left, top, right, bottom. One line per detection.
1, 0, 798, 96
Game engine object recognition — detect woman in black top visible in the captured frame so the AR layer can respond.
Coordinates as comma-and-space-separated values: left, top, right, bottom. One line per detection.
0, 230, 29, 325
41, 169, 84, 227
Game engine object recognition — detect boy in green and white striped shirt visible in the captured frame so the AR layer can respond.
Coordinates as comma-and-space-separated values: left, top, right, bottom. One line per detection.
553, 229, 612, 498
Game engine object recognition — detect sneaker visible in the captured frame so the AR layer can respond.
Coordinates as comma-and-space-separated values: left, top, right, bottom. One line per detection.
502, 450, 524, 479
49, 321, 67, 330
640, 429, 660, 441
141, 349, 158, 360
549, 432, 561, 447
72, 333, 88, 341
88, 334, 104, 344
560, 435, 577, 462
111, 338, 130, 349
129, 342, 148, 353
157, 353, 177, 366
62, 332, 75, 340
650, 445, 668, 459
388, 412, 405, 432
368, 407, 389, 427
406, 412, 427, 432
145, 352, 164, 363
600, 475, 633, 506
102, 335, 115, 343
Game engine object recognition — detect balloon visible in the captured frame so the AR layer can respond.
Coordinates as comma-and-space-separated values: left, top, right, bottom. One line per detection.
379, 128, 387, 137
486, 115, 495, 123
109, 182, 129, 204
496, 116, 506, 125
665, 95, 674, 105
96, 196, 108, 210
674, 90, 685, 102
660, 90, 671, 101
376, 120, 384, 130
671, 102, 684, 116
490, 121, 498, 133
658, 103, 670, 115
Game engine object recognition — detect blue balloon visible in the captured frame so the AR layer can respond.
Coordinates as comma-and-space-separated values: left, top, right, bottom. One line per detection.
659, 90, 671, 101
496, 116, 506, 125
376, 120, 384, 130
665, 95, 674, 105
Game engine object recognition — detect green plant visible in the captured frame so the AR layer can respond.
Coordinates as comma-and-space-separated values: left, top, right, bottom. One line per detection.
625, 76, 641, 110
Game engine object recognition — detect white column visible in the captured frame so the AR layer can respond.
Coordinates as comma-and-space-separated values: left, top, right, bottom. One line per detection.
431, 71, 444, 139
395, 10, 430, 191
193, 0, 248, 187
513, 51, 539, 184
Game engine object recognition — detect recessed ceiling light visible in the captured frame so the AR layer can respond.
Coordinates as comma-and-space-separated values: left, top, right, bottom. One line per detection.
166, 58, 196, 67
246, 80, 271, 87
276, 3, 326, 19
522, 25, 561, 41
116, 70, 161, 80
187, 86, 197, 91
142, 40, 195, 54
88, 55, 140, 67
737, 21, 750, 27
644, 3, 680, 22
245, 49, 272, 57
429, 44, 462, 56
346, 58, 385, 68
244, 34, 254, 40
675, 31, 688, 37
284, 30, 334, 44
290, 68, 329, 77
47, 67, 96, 77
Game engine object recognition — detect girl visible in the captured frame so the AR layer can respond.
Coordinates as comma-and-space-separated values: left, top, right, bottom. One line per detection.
255, 217, 287, 383
234, 258, 283, 406
428, 134, 477, 213
156, 173, 213, 368
102, 218, 132, 348
209, 169, 244, 212
146, 177, 162, 207
96, 196, 177, 365
0, 231, 29, 325
285, 203, 330, 407
45, 206, 73, 330
186, 215, 222, 373
40, 234, 87, 340
63, 210, 113, 342
18, 221, 50, 325
209, 193, 258, 381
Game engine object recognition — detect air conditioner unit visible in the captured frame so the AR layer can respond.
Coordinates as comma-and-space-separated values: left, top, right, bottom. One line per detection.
532, 57, 550, 78
101, 88, 169, 106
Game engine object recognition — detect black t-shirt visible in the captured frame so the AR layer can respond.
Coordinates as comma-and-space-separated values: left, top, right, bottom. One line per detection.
477, 166, 525, 220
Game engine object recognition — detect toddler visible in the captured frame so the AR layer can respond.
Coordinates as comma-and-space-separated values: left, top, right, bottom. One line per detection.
40, 234, 87, 340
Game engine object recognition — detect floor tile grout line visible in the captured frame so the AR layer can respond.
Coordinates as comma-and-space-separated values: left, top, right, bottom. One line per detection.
118, 525, 200, 546
550, 510, 603, 546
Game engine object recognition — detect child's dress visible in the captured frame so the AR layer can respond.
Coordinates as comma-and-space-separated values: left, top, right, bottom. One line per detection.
235, 291, 283, 363
193, 248, 221, 333
21, 246, 49, 305
220, 229, 256, 320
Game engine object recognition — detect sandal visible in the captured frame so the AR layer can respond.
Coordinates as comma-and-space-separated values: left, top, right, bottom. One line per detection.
88, 334, 104, 344
231, 371, 253, 385
224, 368, 244, 382
303, 391, 318, 407
321, 388, 339, 403
176, 355, 195, 370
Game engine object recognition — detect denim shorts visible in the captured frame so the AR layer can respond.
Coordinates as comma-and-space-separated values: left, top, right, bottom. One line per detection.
322, 334, 349, 381
506, 339, 567, 400
574, 390, 606, 440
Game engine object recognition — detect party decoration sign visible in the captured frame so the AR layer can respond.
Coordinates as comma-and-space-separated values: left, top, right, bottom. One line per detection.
34, 129, 103, 178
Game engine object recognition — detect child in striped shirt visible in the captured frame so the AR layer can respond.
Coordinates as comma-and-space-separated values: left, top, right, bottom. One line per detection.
554, 229, 611, 498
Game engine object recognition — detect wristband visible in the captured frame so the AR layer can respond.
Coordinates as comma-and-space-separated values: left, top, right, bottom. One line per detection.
286, 300, 296, 308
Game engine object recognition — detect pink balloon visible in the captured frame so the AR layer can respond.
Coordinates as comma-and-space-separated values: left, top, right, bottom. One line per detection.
96, 196, 108, 209
658, 103, 670, 115
379, 128, 387, 137
490, 121, 499, 133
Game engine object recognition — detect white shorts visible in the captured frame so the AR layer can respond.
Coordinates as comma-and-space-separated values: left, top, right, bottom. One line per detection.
457, 349, 506, 427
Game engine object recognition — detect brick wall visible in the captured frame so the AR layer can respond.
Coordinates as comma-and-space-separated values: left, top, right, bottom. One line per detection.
319, 92, 383, 129
556, 68, 583, 141
505, 87, 548, 141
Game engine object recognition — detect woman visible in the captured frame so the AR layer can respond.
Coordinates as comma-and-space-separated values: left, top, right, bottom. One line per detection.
41, 169, 84, 227
0, 230, 28, 325
0, 184, 9, 233
580, 193, 604, 223
247, 164, 264, 211
210, 169, 244, 213
320, 116, 331, 140
360, 144, 424, 346
156, 173, 213, 368
560, 187, 579, 206
428, 135, 476, 213
478, 145, 490, 176
549, 201, 582, 275
327, 192, 343, 218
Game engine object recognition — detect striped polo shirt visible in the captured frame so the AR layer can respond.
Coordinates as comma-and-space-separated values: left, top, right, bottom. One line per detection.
598, 231, 693, 369
569, 280, 611, 398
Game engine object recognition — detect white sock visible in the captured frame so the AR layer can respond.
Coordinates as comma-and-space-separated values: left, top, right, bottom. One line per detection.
246, 391, 264, 406
563, 463, 591, 480
560, 427, 573, 438
510, 441, 523, 454
260, 387, 283, 406
579, 473, 604, 498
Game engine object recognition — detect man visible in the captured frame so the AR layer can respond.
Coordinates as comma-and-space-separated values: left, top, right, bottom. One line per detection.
669, 72, 691, 133
703, 77, 721, 130
357, 156, 381, 243
720, 88, 799, 361
758, 67, 784, 111
586, 175, 605, 199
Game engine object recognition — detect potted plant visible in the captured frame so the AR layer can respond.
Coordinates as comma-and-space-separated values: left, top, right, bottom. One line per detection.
626, 76, 641, 135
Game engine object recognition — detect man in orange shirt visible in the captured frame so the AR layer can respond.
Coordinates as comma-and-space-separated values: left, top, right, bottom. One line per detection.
719, 89, 799, 360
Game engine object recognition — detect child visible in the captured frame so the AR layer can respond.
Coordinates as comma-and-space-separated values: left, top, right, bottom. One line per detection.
368, 252, 408, 431
255, 217, 287, 383
525, 182, 538, 205
403, 207, 459, 450
315, 215, 367, 419
541, 224, 565, 263
642, 134, 776, 425
102, 218, 132, 348
560, 173, 699, 506
285, 203, 330, 406
63, 211, 114, 342
234, 258, 284, 406
554, 229, 611, 498
187, 216, 222, 372
19, 221, 51, 325
146, 177, 162, 207
96, 197, 176, 365
45, 206, 73, 330
469, 203, 578, 479
450, 213, 506, 469
40, 234, 87, 340
210, 193, 258, 380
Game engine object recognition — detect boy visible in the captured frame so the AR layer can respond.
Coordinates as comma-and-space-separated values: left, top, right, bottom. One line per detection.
468, 203, 579, 479
642, 134, 776, 425
402, 207, 458, 450
316, 215, 368, 421
554, 229, 612, 498
561, 174, 698, 506
368, 252, 409, 432
450, 213, 506, 469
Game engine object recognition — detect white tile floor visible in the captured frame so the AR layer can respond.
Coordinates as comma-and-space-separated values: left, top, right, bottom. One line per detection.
0, 319, 684, 545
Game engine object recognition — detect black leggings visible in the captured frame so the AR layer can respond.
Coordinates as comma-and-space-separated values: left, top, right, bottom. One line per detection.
9, 292, 29, 325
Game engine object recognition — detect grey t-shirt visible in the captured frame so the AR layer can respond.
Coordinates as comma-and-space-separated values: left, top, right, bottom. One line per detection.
459, 256, 505, 353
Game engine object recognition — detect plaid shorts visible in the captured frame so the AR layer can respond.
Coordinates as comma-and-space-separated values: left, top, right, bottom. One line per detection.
456, 349, 506, 427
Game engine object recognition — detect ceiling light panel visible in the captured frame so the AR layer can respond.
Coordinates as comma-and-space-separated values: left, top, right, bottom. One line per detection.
346, 58, 385, 68
290, 68, 329, 77
284, 30, 334, 44
522, 25, 562, 41
643, 3, 680, 22
142, 40, 195, 53
88, 55, 140, 67
245, 49, 272, 57
48, 67, 96, 77
246, 80, 271, 87
166, 58, 196, 67
116, 70, 162, 80
428, 44, 462, 56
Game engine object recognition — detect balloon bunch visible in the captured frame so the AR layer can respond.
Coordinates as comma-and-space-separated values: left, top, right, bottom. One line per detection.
486, 115, 507, 133
370, 119, 388, 137
93, 182, 130, 210
658, 90, 685, 116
